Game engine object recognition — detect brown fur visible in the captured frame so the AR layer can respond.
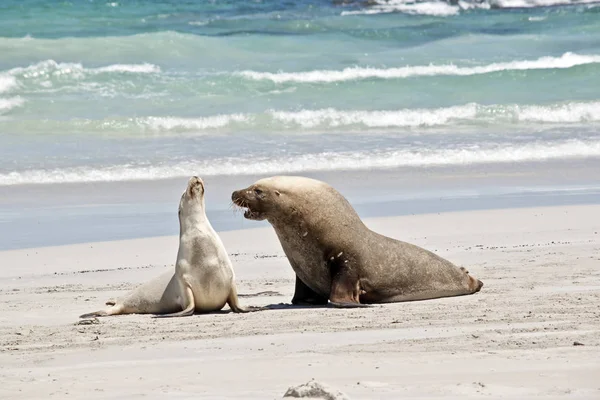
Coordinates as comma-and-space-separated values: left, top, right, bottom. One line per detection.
232, 176, 483, 307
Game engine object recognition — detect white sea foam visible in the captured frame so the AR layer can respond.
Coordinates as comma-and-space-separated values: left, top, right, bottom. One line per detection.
237, 52, 600, 83
93, 63, 160, 74
270, 104, 478, 128
138, 114, 250, 131
268, 102, 600, 129
489, 0, 600, 8
342, 0, 460, 16
0, 75, 18, 94
0, 96, 24, 113
2, 139, 599, 186
68, 101, 600, 134
515, 102, 600, 123
342, 0, 599, 16
5, 60, 161, 80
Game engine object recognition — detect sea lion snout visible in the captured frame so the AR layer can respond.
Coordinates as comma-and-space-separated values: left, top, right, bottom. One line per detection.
231, 186, 268, 220
468, 275, 484, 293
231, 188, 249, 209
186, 176, 205, 198
231, 189, 242, 203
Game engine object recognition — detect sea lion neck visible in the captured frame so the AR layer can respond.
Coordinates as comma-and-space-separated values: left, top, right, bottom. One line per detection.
179, 203, 208, 235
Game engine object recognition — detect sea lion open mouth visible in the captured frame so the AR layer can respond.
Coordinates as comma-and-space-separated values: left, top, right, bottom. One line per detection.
232, 195, 263, 220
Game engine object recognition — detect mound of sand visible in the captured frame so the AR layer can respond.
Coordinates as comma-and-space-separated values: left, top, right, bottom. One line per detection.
283, 380, 349, 400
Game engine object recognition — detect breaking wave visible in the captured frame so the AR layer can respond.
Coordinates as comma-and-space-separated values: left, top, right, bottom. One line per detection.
0, 60, 161, 95
5, 60, 160, 79
2, 139, 599, 185
237, 53, 600, 84
0, 96, 24, 114
4, 101, 595, 135
139, 114, 250, 131
1, 101, 597, 133
137, 101, 600, 132
0, 75, 18, 94
342, 0, 600, 17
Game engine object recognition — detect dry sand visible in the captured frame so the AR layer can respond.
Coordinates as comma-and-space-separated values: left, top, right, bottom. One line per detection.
0, 204, 599, 399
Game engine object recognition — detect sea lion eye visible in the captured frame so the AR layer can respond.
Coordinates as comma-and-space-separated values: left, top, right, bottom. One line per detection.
254, 188, 263, 195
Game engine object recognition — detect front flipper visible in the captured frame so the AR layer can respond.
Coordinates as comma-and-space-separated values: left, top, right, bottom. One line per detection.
291, 275, 328, 306
227, 283, 251, 313
153, 285, 195, 318
329, 302, 371, 308
328, 266, 371, 308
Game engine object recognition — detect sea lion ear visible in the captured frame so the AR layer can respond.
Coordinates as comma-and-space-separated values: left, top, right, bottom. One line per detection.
275, 190, 281, 196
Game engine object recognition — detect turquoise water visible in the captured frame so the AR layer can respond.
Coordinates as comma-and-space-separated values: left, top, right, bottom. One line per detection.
1, 0, 600, 185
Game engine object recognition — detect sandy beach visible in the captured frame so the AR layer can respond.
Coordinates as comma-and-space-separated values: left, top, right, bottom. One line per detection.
1, 204, 598, 399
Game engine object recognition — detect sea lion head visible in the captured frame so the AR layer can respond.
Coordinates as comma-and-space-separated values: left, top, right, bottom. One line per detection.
232, 176, 326, 222
232, 176, 361, 229
231, 177, 285, 221
179, 176, 206, 221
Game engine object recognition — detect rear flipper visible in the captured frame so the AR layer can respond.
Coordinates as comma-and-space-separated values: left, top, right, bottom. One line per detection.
79, 303, 125, 318
153, 285, 195, 318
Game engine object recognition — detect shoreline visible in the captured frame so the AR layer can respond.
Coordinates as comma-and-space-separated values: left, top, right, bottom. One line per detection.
2, 159, 600, 251
1, 203, 599, 398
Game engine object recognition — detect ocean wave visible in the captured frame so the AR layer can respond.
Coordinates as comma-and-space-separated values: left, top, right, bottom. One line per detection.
138, 114, 250, 131
237, 52, 600, 83
0, 97, 24, 114
270, 105, 478, 128
0, 76, 18, 94
343, 0, 600, 16
271, 102, 600, 128
148, 102, 600, 131
1, 60, 160, 87
2, 139, 599, 185
5, 60, 160, 78
487, 0, 600, 8
90, 63, 160, 74
515, 102, 600, 123
343, 1, 461, 16
0, 60, 163, 99
5, 101, 595, 135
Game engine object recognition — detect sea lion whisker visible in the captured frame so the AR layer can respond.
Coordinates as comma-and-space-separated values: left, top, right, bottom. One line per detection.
229, 201, 242, 216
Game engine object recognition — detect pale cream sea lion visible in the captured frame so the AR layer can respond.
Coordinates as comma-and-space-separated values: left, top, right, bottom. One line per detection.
232, 176, 483, 307
80, 176, 247, 318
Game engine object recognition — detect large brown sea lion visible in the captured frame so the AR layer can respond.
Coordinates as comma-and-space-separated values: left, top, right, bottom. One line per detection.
232, 176, 483, 307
